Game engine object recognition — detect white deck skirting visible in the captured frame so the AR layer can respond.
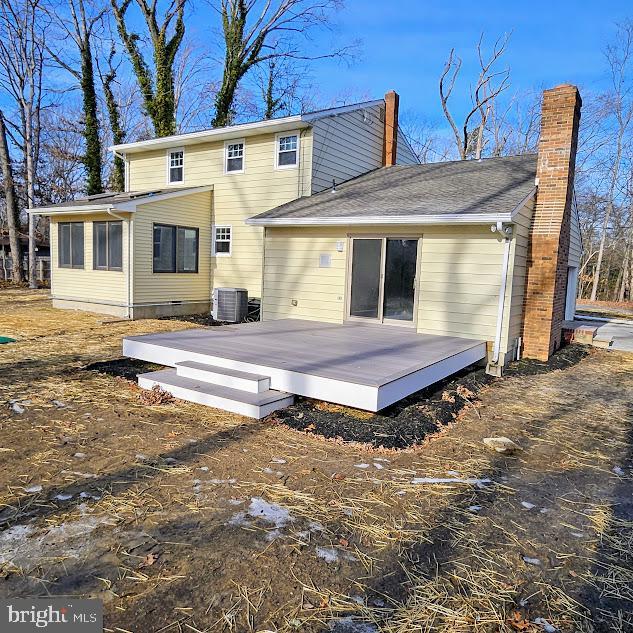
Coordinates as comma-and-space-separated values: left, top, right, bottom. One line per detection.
124, 320, 487, 412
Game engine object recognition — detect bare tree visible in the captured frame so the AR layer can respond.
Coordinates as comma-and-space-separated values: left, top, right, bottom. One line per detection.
46, 0, 108, 195
211, 0, 352, 128
590, 21, 633, 301
439, 33, 511, 160
0, 110, 23, 282
111, 0, 186, 137
98, 44, 126, 190
0, 0, 45, 287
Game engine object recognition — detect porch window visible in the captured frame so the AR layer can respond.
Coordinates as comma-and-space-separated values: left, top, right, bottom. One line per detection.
213, 225, 232, 256
225, 140, 244, 173
58, 222, 84, 269
168, 148, 184, 183
276, 134, 298, 168
93, 221, 123, 271
153, 223, 199, 273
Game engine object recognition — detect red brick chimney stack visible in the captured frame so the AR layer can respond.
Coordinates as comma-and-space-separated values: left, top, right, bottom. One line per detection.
383, 90, 399, 167
522, 84, 582, 361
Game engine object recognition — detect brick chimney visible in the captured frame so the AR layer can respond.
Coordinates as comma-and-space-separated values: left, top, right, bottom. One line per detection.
383, 90, 399, 166
522, 84, 582, 361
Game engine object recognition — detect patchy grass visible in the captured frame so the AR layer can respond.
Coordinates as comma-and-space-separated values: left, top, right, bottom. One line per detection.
0, 288, 632, 633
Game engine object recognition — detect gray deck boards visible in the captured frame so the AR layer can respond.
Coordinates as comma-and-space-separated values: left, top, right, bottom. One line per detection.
125, 319, 484, 387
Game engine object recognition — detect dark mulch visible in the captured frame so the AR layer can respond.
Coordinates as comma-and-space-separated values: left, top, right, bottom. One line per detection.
272, 344, 592, 449
87, 345, 591, 450
86, 358, 163, 381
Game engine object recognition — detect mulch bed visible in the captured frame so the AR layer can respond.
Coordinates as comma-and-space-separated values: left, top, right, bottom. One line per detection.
88, 343, 591, 450
272, 344, 591, 449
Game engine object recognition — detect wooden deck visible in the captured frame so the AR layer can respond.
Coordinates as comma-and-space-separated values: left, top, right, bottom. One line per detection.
124, 320, 486, 412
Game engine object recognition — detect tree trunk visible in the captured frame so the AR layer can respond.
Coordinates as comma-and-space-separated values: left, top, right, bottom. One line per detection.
81, 37, 103, 195
103, 69, 125, 191
0, 110, 23, 283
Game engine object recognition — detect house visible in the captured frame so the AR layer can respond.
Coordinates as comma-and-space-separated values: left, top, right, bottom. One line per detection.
118, 84, 583, 418
29, 92, 418, 319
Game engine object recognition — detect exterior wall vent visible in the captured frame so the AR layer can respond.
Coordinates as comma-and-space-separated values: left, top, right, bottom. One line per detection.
212, 287, 248, 322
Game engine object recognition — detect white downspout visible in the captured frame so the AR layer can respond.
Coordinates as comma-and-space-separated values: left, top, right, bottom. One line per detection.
492, 222, 512, 365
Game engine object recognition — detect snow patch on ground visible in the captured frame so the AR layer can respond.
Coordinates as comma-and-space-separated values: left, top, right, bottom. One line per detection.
316, 546, 358, 564
411, 477, 492, 486
247, 497, 293, 528
328, 617, 378, 633
0, 513, 115, 570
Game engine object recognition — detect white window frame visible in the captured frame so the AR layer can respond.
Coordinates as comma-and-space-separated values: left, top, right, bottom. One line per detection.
275, 131, 300, 170
166, 147, 185, 184
212, 225, 232, 257
224, 139, 245, 174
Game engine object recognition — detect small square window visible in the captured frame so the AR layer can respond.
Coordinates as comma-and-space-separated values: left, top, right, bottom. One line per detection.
226, 142, 244, 172
168, 149, 184, 183
277, 134, 298, 168
213, 226, 232, 256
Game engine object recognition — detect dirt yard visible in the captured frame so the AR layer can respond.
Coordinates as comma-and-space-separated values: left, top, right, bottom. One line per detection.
1, 288, 632, 633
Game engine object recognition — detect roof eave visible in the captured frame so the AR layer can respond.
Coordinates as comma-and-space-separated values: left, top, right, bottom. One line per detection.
29, 185, 214, 215
246, 213, 515, 227
109, 118, 309, 154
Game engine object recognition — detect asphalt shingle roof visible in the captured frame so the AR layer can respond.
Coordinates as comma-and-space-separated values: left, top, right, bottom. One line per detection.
249, 154, 537, 223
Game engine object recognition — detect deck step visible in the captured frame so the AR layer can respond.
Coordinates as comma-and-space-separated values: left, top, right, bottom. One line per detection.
592, 336, 613, 349
176, 360, 271, 393
138, 369, 293, 419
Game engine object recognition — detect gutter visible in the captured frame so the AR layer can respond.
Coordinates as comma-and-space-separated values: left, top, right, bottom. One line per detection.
245, 213, 514, 227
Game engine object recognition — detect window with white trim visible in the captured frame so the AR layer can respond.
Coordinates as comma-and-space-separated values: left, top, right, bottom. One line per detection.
225, 141, 244, 172
168, 148, 184, 183
93, 221, 123, 271
213, 225, 232, 256
277, 134, 298, 168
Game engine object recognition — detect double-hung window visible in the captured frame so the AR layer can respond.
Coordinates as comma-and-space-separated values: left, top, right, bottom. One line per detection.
93, 221, 123, 271
153, 223, 199, 273
58, 222, 84, 269
225, 140, 244, 173
168, 148, 184, 183
213, 226, 232, 256
276, 133, 298, 168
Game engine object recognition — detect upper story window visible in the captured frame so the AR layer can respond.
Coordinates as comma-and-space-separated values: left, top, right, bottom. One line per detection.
93, 221, 123, 271
153, 223, 199, 273
168, 148, 184, 183
276, 133, 298, 168
58, 222, 84, 269
225, 140, 244, 173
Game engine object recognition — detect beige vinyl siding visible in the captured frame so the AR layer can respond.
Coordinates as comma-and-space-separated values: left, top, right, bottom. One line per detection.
132, 191, 212, 304
263, 225, 522, 361
505, 197, 534, 352
128, 131, 313, 298
310, 104, 384, 194
50, 213, 129, 305
568, 204, 582, 267
396, 128, 420, 164
263, 227, 347, 322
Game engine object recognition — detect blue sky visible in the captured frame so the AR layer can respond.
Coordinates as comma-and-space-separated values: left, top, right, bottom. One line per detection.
296, 0, 631, 125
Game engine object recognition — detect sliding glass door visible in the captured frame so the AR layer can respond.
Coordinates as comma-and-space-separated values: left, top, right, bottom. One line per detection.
348, 237, 419, 325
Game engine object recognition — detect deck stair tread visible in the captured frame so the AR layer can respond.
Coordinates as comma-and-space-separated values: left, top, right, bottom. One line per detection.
139, 369, 290, 404
175, 360, 270, 382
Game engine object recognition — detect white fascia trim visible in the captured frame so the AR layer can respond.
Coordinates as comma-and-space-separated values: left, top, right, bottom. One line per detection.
301, 99, 384, 121
246, 213, 514, 227
30, 185, 214, 215
509, 186, 537, 220
110, 117, 308, 153
28, 204, 116, 215
116, 185, 214, 210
